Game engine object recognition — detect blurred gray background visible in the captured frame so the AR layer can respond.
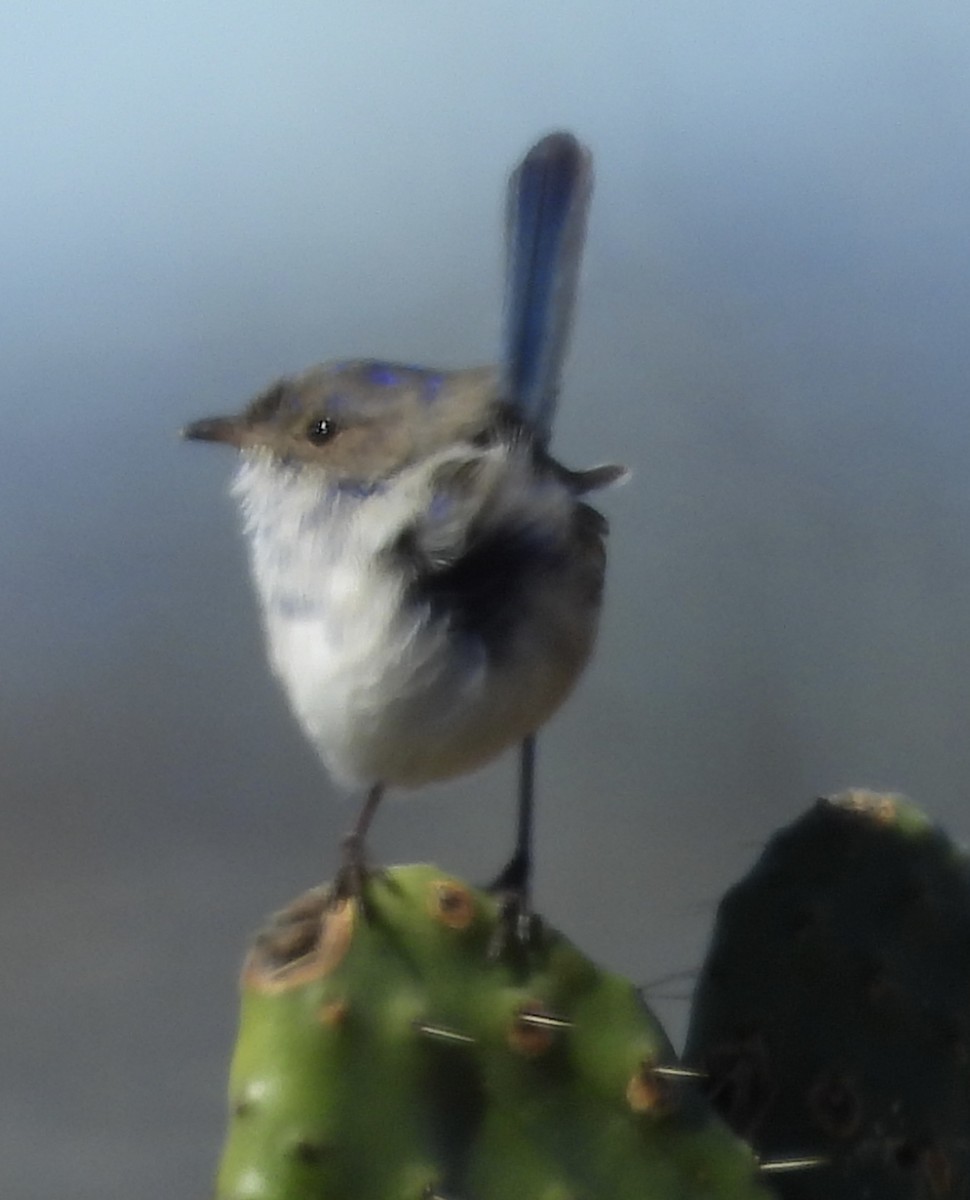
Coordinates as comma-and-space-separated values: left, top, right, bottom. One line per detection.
4, 1, 970, 1194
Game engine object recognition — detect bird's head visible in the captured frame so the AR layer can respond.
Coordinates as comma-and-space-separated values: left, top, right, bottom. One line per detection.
183, 360, 506, 486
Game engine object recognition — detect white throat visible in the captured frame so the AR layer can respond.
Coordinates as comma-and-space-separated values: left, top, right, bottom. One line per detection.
230, 453, 481, 788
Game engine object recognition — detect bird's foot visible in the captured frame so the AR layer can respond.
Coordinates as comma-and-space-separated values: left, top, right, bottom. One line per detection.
327, 832, 386, 919
486, 849, 540, 959
489, 889, 541, 960
326, 783, 389, 918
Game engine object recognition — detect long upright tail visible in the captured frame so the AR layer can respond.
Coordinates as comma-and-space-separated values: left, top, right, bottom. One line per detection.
501, 131, 593, 444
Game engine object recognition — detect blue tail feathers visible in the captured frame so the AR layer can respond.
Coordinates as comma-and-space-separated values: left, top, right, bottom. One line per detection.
501, 132, 593, 443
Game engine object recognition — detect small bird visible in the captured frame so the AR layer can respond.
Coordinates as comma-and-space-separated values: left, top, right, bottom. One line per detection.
183, 133, 623, 915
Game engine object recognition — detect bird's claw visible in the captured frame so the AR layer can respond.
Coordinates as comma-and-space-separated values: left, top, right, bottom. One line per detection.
327, 832, 387, 919
487, 884, 541, 960
485, 847, 539, 958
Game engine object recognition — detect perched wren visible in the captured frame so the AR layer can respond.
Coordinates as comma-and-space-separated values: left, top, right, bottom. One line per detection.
183, 133, 624, 911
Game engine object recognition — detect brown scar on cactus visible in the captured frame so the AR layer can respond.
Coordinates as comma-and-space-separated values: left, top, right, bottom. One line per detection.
244, 889, 356, 992
626, 1058, 678, 1115
428, 878, 477, 929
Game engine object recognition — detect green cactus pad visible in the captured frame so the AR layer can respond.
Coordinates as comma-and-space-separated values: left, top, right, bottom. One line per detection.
216, 865, 771, 1200
686, 790, 970, 1199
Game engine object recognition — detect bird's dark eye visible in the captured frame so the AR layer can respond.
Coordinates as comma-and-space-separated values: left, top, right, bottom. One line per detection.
306, 417, 335, 445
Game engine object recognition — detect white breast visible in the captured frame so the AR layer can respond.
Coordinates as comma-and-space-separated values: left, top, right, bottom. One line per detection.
232, 449, 597, 791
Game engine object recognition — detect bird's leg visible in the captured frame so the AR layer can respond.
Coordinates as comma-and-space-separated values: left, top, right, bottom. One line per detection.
491, 736, 535, 896
487, 735, 540, 953
330, 783, 385, 912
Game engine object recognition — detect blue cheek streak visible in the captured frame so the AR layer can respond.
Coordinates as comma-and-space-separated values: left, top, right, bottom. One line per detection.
365, 362, 444, 403
367, 363, 403, 387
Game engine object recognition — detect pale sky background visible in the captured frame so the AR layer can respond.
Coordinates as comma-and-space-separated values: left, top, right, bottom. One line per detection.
4, 3, 970, 1195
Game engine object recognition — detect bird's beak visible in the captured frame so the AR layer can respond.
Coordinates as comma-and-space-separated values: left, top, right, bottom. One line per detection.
181, 416, 243, 446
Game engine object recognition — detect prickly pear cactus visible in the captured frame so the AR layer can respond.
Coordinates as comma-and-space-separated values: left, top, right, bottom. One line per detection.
686, 790, 970, 1199
216, 865, 773, 1200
